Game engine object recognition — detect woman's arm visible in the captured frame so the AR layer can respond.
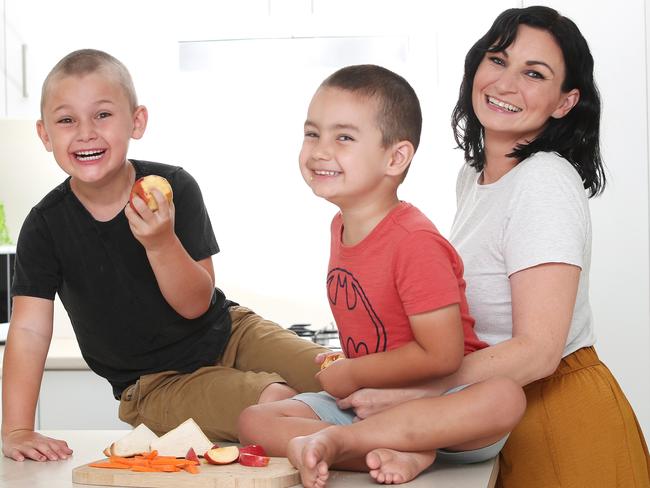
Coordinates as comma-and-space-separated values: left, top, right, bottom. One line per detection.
338, 262, 580, 417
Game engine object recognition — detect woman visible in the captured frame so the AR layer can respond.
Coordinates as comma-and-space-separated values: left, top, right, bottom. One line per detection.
288, 6, 650, 488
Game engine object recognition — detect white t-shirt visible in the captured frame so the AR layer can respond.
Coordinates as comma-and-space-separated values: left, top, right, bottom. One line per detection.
450, 151, 595, 357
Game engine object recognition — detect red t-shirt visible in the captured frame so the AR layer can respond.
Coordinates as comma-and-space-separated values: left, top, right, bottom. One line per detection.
328, 202, 487, 358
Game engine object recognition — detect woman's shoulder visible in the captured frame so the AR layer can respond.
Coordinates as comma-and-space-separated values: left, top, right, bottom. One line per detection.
517, 152, 584, 185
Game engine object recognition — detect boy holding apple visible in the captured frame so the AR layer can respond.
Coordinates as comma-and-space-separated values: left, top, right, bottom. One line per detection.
1, 49, 327, 462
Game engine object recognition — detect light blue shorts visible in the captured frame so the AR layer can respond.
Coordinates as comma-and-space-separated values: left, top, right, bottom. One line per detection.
292, 385, 508, 464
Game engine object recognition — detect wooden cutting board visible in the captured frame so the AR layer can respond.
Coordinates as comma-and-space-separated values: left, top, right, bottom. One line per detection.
72, 457, 300, 488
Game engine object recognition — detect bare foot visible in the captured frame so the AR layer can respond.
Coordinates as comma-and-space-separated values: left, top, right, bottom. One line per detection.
366, 448, 436, 484
288, 431, 342, 488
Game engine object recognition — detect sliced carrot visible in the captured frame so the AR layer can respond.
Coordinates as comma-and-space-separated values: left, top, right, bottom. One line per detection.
91, 453, 201, 474
182, 464, 200, 474
131, 466, 159, 472
149, 456, 181, 464
89, 462, 131, 469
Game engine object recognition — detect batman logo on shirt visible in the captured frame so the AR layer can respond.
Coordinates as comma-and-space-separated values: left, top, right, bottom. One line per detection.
327, 267, 387, 357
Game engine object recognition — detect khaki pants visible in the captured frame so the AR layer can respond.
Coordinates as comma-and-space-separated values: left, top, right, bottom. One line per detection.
119, 306, 329, 441
498, 346, 650, 488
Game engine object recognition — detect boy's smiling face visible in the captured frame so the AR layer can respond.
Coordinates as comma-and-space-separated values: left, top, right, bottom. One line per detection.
37, 71, 147, 187
299, 86, 395, 208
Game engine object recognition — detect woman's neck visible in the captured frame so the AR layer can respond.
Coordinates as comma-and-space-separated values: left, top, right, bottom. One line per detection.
481, 134, 521, 184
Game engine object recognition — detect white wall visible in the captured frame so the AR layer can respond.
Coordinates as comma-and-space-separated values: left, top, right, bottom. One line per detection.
0, 0, 648, 434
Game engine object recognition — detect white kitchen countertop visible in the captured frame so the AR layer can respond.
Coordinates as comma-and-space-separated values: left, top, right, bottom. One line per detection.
0, 430, 498, 487
0, 338, 89, 378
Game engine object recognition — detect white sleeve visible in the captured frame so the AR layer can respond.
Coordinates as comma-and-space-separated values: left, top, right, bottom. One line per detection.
503, 156, 589, 276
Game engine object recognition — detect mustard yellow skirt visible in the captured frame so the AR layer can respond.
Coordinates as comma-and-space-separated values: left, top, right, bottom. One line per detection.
497, 346, 650, 488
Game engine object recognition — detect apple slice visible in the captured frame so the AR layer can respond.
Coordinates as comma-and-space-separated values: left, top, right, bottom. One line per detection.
204, 446, 240, 465
239, 444, 267, 457
130, 175, 173, 212
239, 453, 271, 467
185, 447, 200, 465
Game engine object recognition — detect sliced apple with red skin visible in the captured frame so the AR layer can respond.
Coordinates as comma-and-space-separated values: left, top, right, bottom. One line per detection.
130, 175, 173, 212
185, 447, 200, 465
239, 452, 270, 467
238, 444, 267, 457
204, 446, 240, 465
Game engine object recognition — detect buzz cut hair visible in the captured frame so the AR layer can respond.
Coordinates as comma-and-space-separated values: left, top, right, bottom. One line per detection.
320, 64, 422, 152
40, 49, 138, 117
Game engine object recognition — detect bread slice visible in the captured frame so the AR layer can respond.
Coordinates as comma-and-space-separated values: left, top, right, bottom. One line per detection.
103, 423, 159, 457
150, 418, 213, 457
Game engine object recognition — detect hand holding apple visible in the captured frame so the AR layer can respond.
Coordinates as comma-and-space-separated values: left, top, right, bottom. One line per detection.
125, 175, 176, 252
320, 352, 345, 370
317, 355, 358, 398
130, 175, 173, 212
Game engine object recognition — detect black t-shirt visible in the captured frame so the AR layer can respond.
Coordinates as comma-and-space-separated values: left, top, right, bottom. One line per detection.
12, 160, 233, 398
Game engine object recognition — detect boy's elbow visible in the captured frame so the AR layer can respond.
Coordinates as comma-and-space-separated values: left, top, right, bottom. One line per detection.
428, 345, 463, 378
438, 353, 463, 377
180, 306, 208, 320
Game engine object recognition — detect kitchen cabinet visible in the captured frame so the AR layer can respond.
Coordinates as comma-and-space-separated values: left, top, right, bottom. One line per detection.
38, 371, 130, 430
1, 0, 180, 119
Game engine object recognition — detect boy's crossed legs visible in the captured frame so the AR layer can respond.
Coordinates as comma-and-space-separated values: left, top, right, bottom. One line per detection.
240, 376, 525, 487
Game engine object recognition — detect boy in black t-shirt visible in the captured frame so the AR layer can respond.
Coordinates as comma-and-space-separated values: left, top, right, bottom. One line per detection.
1, 49, 326, 462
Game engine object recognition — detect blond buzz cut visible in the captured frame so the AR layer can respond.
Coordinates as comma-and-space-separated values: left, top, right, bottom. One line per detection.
40, 49, 138, 117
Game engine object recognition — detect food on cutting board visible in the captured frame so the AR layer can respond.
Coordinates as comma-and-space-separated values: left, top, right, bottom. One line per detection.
92, 420, 272, 475
150, 418, 214, 457
320, 352, 345, 370
90, 450, 199, 474
204, 446, 240, 465
130, 174, 173, 212
185, 447, 200, 464
102, 423, 158, 457
239, 452, 271, 467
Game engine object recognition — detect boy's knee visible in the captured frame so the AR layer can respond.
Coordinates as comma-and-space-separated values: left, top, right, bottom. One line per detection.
486, 376, 527, 430
237, 404, 262, 445
258, 382, 298, 404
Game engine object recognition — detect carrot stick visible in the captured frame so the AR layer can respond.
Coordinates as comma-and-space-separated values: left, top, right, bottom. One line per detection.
182, 464, 200, 474
91, 453, 201, 474
89, 462, 131, 469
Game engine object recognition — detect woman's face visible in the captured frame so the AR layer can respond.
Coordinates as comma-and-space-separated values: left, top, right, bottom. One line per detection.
471, 24, 579, 146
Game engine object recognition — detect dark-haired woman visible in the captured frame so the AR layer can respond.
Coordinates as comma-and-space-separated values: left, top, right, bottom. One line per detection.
288, 6, 650, 488
445, 5, 649, 486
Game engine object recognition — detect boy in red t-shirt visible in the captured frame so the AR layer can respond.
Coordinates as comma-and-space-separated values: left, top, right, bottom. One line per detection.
237, 65, 525, 487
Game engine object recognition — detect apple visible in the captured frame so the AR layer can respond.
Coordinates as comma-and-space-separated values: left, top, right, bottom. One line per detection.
239, 453, 270, 467
204, 446, 239, 465
320, 352, 345, 370
239, 444, 267, 457
185, 447, 200, 464
130, 175, 173, 212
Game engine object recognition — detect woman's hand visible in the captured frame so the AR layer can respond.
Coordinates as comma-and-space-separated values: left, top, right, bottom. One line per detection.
2, 430, 73, 462
336, 386, 437, 420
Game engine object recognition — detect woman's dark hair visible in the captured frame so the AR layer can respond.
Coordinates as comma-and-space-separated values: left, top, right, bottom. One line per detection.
451, 6, 606, 197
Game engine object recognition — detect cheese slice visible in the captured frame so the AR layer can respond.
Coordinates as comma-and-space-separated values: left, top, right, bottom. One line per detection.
103, 423, 159, 457
150, 418, 213, 457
